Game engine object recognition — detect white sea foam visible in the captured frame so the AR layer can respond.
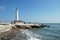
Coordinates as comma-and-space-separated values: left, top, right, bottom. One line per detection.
20, 29, 42, 40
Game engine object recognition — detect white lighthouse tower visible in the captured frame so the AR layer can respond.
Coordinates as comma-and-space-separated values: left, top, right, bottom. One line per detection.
11, 8, 24, 24
15, 8, 24, 24
16, 8, 19, 21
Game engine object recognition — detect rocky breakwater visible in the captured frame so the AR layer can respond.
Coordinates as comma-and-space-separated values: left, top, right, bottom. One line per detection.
11, 24, 50, 29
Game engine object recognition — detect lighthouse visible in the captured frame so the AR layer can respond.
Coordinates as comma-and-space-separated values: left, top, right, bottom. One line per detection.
11, 8, 25, 24
15, 8, 24, 24
16, 8, 19, 21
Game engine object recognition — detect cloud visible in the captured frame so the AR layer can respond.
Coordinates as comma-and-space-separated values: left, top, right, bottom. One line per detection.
0, 6, 4, 10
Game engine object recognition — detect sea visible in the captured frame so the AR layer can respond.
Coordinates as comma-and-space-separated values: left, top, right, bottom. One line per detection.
0, 23, 60, 40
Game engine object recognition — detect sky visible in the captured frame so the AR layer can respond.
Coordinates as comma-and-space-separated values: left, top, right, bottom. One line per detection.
0, 0, 60, 23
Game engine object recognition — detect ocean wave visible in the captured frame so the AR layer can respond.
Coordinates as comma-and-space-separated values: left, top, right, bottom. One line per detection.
21, 29, 42, 40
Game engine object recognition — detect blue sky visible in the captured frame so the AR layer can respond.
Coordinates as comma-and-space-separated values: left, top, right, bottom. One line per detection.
0, 0, 60, 23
